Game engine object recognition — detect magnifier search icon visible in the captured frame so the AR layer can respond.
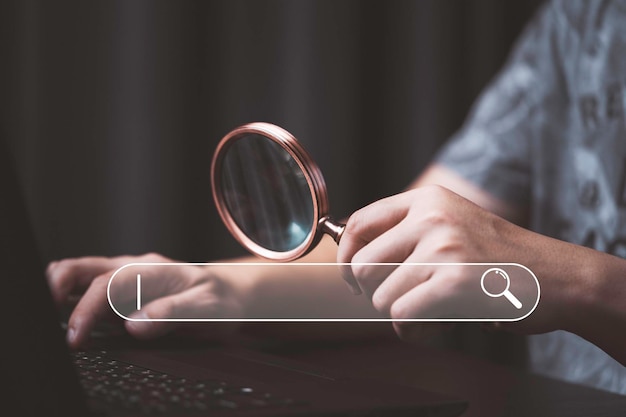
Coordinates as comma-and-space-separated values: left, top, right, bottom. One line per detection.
480, 268, 522, 309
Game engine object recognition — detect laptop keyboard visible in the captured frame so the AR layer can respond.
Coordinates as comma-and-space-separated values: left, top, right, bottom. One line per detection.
73, 350, 306, 414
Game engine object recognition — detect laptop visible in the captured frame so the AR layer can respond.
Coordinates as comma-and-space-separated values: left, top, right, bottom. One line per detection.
1, 137, 467, 416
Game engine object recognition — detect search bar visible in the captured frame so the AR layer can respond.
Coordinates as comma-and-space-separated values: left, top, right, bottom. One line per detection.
108, 263, 540, 322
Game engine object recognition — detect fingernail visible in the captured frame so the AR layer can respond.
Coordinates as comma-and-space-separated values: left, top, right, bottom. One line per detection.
47, 261, 58, 273
129, 310, 147, 320
126, 311, 148, 331
67, 327, 76, 345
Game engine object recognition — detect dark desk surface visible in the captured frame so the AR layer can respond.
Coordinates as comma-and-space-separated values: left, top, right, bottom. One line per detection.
260, 338, 626, 417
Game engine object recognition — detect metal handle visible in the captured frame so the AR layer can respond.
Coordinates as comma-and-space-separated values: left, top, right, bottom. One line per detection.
319, 216, 346, 244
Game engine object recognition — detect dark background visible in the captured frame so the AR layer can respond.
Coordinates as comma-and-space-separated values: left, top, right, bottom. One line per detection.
0, 0, 542, 263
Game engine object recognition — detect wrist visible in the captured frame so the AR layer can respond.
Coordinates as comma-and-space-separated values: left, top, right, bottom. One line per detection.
204, 258, 263, 319
556, 244, 603, 336
541, 240, 626, 364
503, 226, 601, 335
566, 250, 626, 353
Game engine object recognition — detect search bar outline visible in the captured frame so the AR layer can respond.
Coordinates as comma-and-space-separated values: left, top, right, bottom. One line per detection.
107, 262, 540, 322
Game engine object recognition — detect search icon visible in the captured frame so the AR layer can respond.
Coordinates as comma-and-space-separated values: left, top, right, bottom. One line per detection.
480, 268, 522, 309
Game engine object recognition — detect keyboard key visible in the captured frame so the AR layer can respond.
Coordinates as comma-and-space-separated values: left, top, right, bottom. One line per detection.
73, 350, 307, 414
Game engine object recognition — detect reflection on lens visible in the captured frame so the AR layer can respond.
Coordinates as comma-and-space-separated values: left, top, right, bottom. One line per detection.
221, 135, 315, 252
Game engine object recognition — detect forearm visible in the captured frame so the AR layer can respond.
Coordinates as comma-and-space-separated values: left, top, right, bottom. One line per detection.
494, 223, 626, 365
409, 164, 528, 226
209, 236, 389, 340
563, 246, 626, 365
231, 162, 516, 321
411, 165, 626, 359
243, 236, 379, 319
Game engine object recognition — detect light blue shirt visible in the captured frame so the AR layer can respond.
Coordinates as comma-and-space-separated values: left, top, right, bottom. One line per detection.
437, 0, 626, 393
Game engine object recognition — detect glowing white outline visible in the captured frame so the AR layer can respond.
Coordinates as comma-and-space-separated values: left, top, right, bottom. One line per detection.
107, 262, 540, 322
480, 268, 523, 309
136, 274, 141, 311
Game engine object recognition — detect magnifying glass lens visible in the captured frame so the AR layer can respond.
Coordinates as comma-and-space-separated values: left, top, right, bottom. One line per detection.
221, 135, 315, 252
212, 123, 344, 261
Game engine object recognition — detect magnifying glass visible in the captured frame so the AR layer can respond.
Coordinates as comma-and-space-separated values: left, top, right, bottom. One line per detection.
480, 268, 522, 309
211, 122, 345, 261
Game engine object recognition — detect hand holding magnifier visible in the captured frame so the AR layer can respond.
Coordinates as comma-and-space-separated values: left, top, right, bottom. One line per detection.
211, 122, 345, 261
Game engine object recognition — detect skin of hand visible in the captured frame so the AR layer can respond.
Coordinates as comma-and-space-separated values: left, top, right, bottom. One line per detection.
337, 185, 557, 331
46, 239, 386, 350
336, 178, 626, 365
47, 253, 249, 349
47, 162, 626, 362
43, 164, 538, 350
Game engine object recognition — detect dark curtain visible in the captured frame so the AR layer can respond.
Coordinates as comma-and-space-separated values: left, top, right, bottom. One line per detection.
1, 0, 542, 263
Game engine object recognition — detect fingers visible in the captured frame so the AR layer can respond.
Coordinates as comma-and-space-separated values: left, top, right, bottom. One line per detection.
66, 266, 191, 348
343, 205, 447, 300
367, 230, 463, 316
124, 284, 231, 340
389, 279, 456, 344
347, 220, 418, 298
46, 253, 168, 306
61, 256, 221, 348
388, 276, 450, 321
67, 272, 117, 349
337, 193, 412, 293
65, 265, 152, 348
124, 295, 180, 340
66, 270, 181, 348
371, 260, 436, 317
46, 256, 123, 305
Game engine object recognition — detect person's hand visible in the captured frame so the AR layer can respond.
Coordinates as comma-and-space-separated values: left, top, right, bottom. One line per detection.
46, 253, 247, 349
337, 185, 566, 342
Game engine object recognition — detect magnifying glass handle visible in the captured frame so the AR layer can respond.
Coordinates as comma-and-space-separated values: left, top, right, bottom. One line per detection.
503, 290, 523, 309
320, 216, 346, 244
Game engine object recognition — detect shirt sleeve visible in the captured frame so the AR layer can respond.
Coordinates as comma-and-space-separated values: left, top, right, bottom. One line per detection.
435, 1, 564, 206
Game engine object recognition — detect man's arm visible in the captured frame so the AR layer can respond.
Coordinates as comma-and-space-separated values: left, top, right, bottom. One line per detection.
409, 164, 527, 226
48, 164, 513, 348
337, 164, 626, 365
48, 236, 394, 349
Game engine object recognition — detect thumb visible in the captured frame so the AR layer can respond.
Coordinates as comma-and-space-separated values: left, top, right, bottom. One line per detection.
124, 295, 179, 339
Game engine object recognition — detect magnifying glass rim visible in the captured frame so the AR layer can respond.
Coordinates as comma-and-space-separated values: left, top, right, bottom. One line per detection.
211, 122, 329, 261
480, 267, 510, 297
